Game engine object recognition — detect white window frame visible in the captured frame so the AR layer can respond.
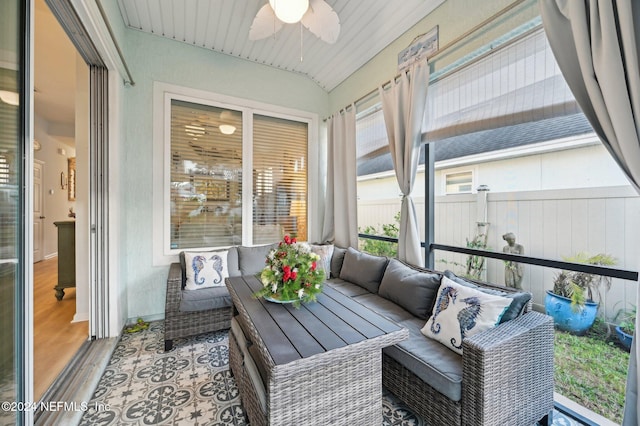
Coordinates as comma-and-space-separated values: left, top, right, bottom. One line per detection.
152, 82, 318, 265
443, 169, 475, 195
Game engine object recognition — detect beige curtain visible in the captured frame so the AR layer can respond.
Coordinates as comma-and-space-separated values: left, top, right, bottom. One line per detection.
321, 108, 358, 248
539, 1, 640, 424
379, 59, 429, 266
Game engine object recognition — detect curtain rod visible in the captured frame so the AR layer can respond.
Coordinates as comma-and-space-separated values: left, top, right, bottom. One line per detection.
326, 0, 530, 120
95, 0, 135, 86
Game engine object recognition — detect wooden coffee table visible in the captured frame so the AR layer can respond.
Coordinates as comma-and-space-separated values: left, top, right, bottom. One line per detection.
226, 275, 408, 426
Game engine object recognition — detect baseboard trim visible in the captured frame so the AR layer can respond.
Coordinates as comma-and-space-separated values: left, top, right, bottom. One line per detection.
44, 253, 58, 260
34, 336, 118, 426
72, 312, 89, 323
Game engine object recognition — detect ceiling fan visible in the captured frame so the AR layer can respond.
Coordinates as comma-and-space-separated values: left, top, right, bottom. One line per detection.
249, 0, 341, 44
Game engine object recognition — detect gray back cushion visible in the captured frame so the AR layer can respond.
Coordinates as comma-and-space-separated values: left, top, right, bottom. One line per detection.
227, 247, 240, 277
339, 247, 389, 293
443, 270, 531, 323
378, 259, 442, 320
238, 243, 278, 276
331, 247, 347, 278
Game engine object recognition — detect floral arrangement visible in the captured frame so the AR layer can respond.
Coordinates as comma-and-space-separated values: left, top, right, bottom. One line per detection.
255, 235, 325, 306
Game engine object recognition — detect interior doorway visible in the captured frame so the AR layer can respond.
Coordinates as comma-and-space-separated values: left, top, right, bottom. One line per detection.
32, 0, 89, 400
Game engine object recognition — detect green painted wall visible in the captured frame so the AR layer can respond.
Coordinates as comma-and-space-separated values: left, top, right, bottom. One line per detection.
113, 25, 329, 320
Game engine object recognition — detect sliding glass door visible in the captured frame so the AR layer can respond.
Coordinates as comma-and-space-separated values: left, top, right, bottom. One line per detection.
0, 0, 31, 424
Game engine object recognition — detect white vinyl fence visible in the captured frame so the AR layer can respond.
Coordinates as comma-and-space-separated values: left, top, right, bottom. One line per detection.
357, 185, 640, 321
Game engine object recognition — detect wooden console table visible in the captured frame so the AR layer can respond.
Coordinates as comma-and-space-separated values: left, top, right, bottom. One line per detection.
53, 220, 75, 300
226, 275, 408, 426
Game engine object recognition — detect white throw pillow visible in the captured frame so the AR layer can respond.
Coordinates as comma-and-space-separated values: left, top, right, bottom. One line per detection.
421, 276, 512, 355
184, 250, 229, 290
310, 244, 334, 277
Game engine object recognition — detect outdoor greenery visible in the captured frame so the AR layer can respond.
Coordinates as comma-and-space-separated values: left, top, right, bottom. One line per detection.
554, 319, 629, 424
616, 305, 636, 336
358, 213, 400, 257
552, 252, 616, 309
438, 230, 489, 280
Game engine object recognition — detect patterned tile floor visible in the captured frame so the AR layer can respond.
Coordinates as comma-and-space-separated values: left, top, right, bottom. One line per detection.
78, 321, 585, 425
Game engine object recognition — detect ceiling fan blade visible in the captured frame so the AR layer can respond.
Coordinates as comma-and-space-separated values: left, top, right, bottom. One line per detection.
301, 0, 340, 44
249, 4, 284, 41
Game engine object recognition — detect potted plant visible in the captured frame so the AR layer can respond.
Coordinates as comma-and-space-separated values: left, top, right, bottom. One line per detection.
545, 252, 616, 334
615, 306, 635, 351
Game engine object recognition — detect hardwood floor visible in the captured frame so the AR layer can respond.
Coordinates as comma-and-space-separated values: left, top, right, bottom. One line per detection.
34, 257, 88, 400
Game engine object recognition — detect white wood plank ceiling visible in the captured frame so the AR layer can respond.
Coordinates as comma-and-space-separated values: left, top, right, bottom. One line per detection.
116, 0, 445, 91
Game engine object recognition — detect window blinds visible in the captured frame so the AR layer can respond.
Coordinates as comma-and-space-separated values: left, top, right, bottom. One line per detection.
253, 114, 308, 244
170, 100, 243, 250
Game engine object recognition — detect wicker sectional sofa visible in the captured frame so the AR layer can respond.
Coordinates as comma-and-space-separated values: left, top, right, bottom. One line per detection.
324, 246, 554, 426
165, 244, 554, 425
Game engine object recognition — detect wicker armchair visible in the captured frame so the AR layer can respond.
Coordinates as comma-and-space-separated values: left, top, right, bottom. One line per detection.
164, 262, 233, 351
382, 310, 554, 426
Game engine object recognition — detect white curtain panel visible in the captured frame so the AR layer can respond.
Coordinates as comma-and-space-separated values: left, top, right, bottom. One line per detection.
379, 59, 430, 266
321, 108, 358, 248
539, 1, 640, 424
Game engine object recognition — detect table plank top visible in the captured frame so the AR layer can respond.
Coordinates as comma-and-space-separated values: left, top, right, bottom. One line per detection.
226, 275, 407, 366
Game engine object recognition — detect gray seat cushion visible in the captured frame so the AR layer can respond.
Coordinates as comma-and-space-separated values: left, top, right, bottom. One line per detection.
384, 317, 463, 402
352, 293, 415, 324
179, 286, 232, 312
339, 247, 389, 293
325, 278, 371, 297
378, 259, 442, 320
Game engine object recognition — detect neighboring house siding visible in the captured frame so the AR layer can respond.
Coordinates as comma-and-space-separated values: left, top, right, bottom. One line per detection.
358, 140, 630, 200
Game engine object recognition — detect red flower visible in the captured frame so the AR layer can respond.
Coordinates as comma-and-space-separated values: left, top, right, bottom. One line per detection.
291, 270, 298, 281
311, 261, 317, 271
283, 265, 292, 281
291, 237, 297, 243
284, 235, 291, 245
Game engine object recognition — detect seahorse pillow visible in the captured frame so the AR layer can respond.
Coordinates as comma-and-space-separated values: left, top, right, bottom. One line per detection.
184, 250, 229, 290
421, 276, 512, 355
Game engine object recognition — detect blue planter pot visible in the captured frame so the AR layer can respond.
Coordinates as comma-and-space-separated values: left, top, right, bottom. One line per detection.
544, 290, 598, 335
616, 325, 633, 351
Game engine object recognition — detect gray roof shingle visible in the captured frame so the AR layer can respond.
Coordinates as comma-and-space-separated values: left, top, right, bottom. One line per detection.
357, 113, 594, 176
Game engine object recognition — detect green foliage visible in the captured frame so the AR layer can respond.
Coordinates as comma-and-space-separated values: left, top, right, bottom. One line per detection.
616, 306, 636, 335
552, 252, 617, 309
439, 232, 489, 280
554, 329, 629, 424
358, 213, 400, 257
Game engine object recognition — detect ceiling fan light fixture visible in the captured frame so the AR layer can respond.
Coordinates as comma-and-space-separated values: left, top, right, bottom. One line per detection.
269, 0, 309, 24
0, 90, 19, 106
219, 124, 236, 135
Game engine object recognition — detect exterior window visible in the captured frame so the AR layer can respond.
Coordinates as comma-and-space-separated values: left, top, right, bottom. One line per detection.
166, 96, 310, 252
444, 171, 473, 194
170, 100, 243, 249
253, 115, 308, 244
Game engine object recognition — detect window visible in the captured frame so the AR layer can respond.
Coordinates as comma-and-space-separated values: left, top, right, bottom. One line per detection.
156, 84, 316, 258
444, 171, 473, 194
169, 100, 243, 250
253, 115, 308, 244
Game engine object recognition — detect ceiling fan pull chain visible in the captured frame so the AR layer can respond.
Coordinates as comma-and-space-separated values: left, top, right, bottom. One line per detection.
300, 22, 304, 62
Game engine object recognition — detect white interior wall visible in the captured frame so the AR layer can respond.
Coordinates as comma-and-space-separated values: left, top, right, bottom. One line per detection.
33, 114, 75, 259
